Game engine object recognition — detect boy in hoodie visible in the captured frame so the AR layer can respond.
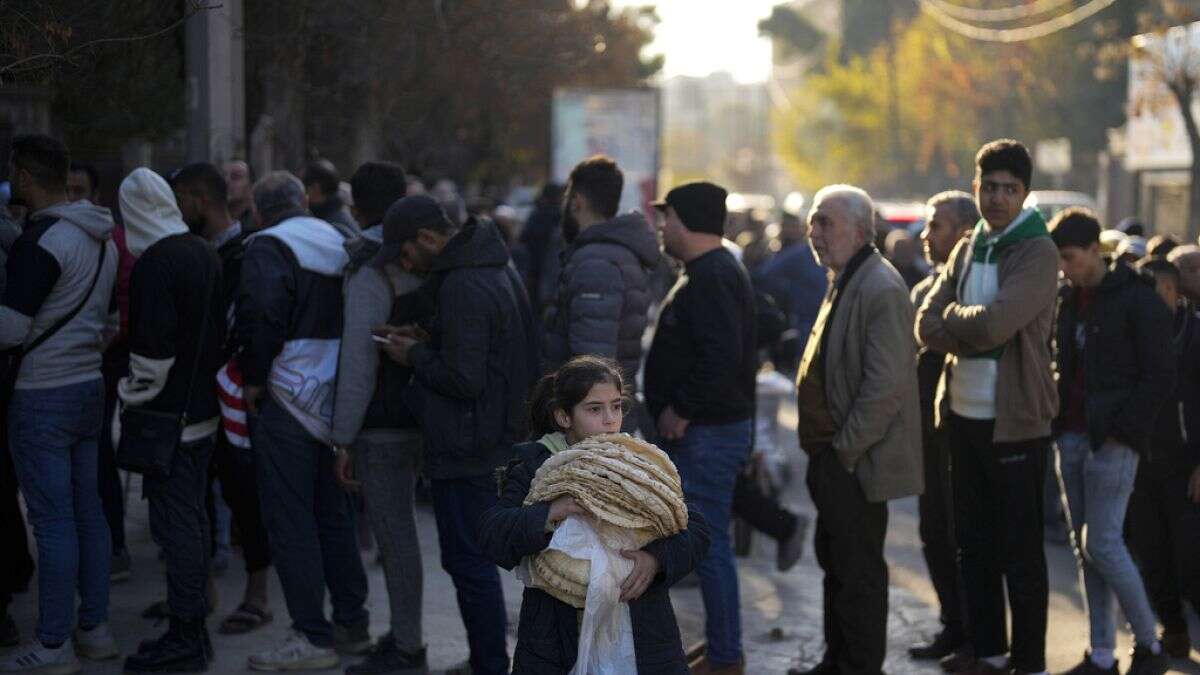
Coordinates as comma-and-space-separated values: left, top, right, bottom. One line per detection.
917, 140, 1059, 675
542, 156, 660, 398
1049, 210, 1174, 675
0, 134, 119, 673
117, 168, 226, 673
1127, 257, 1200, 661
375, 196, 537, 675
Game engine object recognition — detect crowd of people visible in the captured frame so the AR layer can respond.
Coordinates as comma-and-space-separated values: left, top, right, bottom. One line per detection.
0, 132, 1196, 675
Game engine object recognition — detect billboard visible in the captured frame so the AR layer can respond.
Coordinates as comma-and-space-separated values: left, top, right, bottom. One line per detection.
1126, 21, 1200, 172
551, 88, 661, 216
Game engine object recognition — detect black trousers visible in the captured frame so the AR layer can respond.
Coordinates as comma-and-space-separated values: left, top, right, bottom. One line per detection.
918, 422, 966, 641
207, 432, 271, 573
949, 414, 1048, 673
807, 447, 888, 675
733, 472, 797, 542
146, 436, 215, 619
1126, 459, 1200, 636
0, 435, 33, 612
98, 345, 128, 554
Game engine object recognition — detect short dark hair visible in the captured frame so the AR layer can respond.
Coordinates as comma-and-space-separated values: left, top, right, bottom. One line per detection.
11, 134, 69, 190
69, 161, 99, 194
1137, 256, 1180, 285
303, 158, 340, 196
1049, 207, 1101, 250
1147, 233, 1179, 258
171, 162, 228, 204
976, 139, 1033, 191
567, 155, 623, 219
350, 161, 407, 224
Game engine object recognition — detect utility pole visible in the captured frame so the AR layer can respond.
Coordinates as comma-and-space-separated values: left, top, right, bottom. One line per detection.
185, 0, 245, 164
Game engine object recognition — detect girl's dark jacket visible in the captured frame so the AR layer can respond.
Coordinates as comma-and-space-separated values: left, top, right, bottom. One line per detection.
478, 441, 710, 674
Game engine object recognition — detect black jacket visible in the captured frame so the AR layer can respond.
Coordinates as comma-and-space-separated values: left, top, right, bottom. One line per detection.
215, 226, 247, 357
405, 219, 538, 479
1053, 261, 1176, 453
478, 441, 710, 675
643, 247, 757, 425
1148, 305, 1200, 468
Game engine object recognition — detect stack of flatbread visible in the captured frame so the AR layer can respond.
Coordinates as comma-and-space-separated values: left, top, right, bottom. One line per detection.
523, 433, 688, 607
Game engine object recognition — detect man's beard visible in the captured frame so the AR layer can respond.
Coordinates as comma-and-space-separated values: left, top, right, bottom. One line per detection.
561, 210, 580, 244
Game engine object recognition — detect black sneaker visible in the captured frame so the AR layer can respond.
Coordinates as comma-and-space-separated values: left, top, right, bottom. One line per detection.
1054, 652, 1118, 675
334, 622, 372, 656
124, 618, 209, 673
1126, 645, 1169, 675
910, 629, 967, 660
345, 633, 428, 675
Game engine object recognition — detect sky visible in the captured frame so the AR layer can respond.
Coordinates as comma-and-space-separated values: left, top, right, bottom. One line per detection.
609, 0, 782, 83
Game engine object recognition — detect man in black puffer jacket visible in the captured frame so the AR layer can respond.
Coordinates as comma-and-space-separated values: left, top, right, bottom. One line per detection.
1050, 209, 1175, 675
543, 156, 659, 391
375, 195, 537, 675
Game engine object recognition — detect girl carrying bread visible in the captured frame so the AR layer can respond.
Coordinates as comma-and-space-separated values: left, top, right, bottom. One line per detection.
478, 356, 710, 674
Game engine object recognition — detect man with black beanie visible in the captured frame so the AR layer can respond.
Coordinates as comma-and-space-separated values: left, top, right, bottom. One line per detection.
644, 181, 757, 675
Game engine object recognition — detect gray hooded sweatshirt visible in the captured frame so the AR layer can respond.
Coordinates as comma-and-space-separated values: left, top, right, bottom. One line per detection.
0, 200, 119, 389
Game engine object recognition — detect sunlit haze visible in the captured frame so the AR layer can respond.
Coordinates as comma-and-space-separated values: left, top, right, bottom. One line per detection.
611, 0, 780, 83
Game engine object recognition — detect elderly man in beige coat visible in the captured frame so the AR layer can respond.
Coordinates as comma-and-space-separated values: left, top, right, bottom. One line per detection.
788, 185, 922, 675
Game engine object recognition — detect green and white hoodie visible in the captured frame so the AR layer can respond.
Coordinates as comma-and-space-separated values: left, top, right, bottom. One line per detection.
948, 207, 1050, 420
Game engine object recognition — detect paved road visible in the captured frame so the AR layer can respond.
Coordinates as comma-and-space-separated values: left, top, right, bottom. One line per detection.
6, 399, 1199, 673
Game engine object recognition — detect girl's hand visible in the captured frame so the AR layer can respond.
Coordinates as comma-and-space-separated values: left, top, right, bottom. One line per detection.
546, 495, 585, 528
619, 550, 659, 602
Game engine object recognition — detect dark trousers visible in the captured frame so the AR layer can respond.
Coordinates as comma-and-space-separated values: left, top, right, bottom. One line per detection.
919, 424, 966, 641
98, 345, 128, 554
251, 398, 368, 647
1126, 460, 1200, 636
0, 435, 34, 613
949, 414, 1048, 673
145, 436, 214, 619
430, 476, 509, 675
207, 433, 271, 573
733, 472, 797, 542
806, 448, 888, 675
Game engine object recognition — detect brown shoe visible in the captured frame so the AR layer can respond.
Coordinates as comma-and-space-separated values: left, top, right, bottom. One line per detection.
940, 646, 977, 673
690, 657, 745, 675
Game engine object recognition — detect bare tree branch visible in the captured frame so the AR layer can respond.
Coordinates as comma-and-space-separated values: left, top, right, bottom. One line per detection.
0, 1, 221, 76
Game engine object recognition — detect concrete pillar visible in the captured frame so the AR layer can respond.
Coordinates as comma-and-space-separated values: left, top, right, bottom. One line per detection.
185, 0, 245, 164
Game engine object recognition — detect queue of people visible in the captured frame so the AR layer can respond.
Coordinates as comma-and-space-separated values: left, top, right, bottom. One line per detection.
0, 131, 1197, 675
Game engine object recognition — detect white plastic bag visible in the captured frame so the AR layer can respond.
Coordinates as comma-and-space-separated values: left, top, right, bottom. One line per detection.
518, 516, 638, 675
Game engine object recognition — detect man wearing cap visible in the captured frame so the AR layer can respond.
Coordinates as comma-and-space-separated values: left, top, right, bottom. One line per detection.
375, 195, 537, 675
644, 182, 757, 675
788, 185, 922, 675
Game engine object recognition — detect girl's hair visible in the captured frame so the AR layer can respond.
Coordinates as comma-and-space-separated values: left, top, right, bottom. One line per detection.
528, 356, 626, 439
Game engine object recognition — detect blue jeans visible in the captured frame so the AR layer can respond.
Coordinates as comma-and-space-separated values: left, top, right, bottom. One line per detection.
250, 397, 368, 647
8, 379, 109, 645
1056, 433, 1159, 650
664, 419, 752, 666
431, 476, 509, 675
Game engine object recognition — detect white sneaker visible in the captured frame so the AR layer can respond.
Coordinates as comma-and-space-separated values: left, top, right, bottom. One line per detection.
248, 630, 339, 671
73, 623, 119, 660
0, 640, 81, 674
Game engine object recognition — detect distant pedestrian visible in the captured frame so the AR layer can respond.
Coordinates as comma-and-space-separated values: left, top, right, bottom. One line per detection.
305, 159, 359, 238
222, 160, 254, 231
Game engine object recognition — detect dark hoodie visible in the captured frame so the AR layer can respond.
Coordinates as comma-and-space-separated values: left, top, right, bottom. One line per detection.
1054, 260, 1176, 453
1147, 304, 1200, 468
405, 218, 538, 479
542, 212, 660, 383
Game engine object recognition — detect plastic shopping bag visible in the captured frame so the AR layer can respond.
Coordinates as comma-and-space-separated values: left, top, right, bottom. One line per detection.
517, 516, 638, 675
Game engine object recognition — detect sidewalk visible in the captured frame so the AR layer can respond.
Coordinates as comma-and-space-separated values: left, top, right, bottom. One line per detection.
5, 398, 1200, 673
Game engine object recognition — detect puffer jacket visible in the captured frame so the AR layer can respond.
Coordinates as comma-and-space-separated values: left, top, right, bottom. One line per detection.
478, 441, 709, 674
542, 213, 659, 383
1053, 261, 1176, 453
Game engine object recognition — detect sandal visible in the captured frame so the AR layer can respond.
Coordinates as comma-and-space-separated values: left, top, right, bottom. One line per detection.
218, 602, 273, 635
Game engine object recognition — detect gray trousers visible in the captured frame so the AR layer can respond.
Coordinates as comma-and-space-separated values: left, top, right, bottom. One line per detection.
355, 431, 423, 652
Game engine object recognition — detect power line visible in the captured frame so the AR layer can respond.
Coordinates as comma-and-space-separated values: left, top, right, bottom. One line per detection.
921, 0, 1076, 24
916, 0, 1119, 43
